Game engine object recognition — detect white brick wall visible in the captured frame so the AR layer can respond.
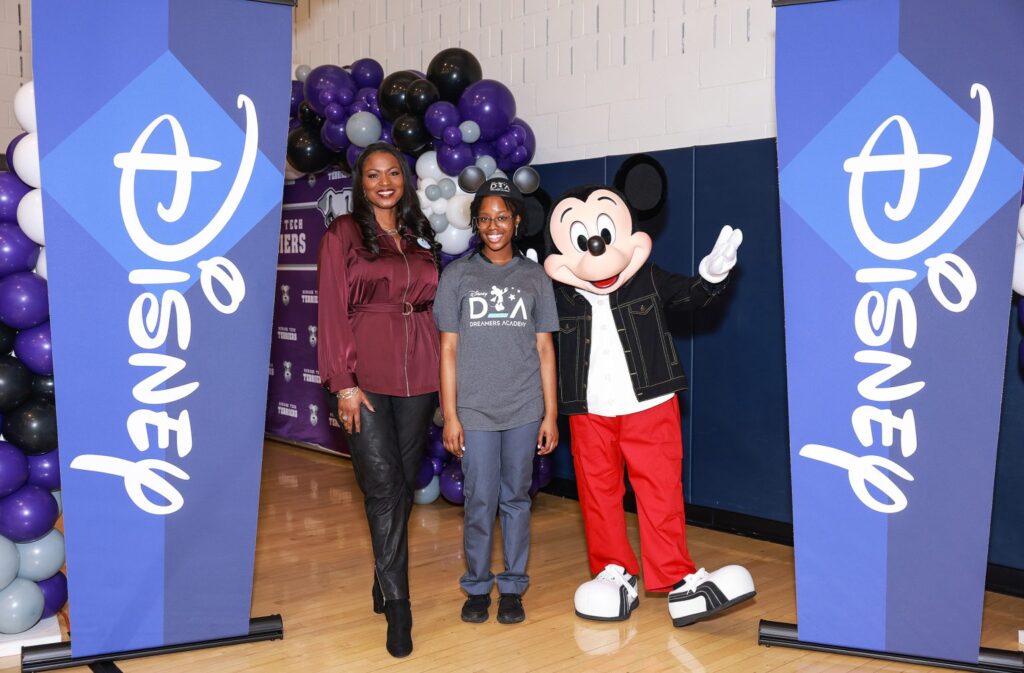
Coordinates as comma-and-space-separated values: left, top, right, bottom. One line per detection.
295, 0, 777, 164
0, 0, 29, 150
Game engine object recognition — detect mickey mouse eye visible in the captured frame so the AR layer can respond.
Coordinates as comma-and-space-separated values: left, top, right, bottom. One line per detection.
597, 213, 615, 245
569, 221, 588, 252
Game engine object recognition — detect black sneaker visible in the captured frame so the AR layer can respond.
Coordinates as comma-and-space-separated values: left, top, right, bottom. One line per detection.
497, 593, 525, 624
461, 594, 491, 623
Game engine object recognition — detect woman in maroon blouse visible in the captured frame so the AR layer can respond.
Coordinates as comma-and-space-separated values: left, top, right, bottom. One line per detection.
317, 142, 439, 658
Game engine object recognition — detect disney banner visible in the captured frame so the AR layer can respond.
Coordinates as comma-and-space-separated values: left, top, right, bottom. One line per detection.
777, 0, 1024, 663
265, 170, 351, 454
33, 0, 292, 656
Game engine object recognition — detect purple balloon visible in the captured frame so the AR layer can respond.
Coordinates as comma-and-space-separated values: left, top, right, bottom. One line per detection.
427, 434, 447, 459
442, 126, 462, 147
350, 58, 385, 89
0, 441, 28, 497
323, 102, 346, 123
14, 322, 51, 376
380, 121, 394, 145
304, 65, 356, 115
414, 455, 434, 490
336, 87, 355, 106
457, 79, 516, 142
510, 145, 529, 166
430, 455, 445, 476
320, 121, 351, 152
428, 424, 441, 442
496, 133, 517, 157
37, 571, 67, 619
0, 484, 57, 542
529, 472, 541, 497
439, 461, 465, 505
26, 449, 58, 491
1018, 296, 1024, 331
471, 141, 497, 160
5, 134, 26, 168
0, 172, 31, 222
355, 86, 376, 104
289, 117, 302, 130
509, 125, 527, 144
0, 222, 40, 276
511, 118, 536, 164
346, 144, 365, 169
437, 142, 475, 176
318, 87, 339, 108
0, 272, 48, 330
349, 100, 369, 114
424, 101, 461, 139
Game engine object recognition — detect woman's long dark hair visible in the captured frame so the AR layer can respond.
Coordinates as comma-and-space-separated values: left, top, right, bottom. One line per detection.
351, 142, 438, 261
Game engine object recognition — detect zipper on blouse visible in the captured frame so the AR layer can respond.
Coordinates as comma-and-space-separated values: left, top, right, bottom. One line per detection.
398, 240, 411, 397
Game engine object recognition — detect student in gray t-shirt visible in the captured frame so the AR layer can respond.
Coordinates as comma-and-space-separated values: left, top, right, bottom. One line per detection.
434, 177, 559, 626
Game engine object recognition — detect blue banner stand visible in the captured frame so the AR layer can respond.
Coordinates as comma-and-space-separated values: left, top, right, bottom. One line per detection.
759, 1, 1024, 672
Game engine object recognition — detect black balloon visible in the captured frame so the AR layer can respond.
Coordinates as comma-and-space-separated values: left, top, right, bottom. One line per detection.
297, 100, 325, 131
0, 355, 31, 413
406, 78, 440, 115
31, 375, 54, 403
391, 114, 431, 154
4, 398, 57, 455
427, 48, 483, 103
378, 70, 420, 121
287, 127, 335, 175
0, 323, 14, 355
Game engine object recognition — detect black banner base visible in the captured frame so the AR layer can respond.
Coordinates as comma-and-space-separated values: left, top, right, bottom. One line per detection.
20, 614, 284, 673
759, 621, 1024, 673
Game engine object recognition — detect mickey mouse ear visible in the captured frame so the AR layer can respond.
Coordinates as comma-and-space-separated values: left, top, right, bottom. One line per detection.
520, 188, 551, 238
613, 153, 667, 220
458, 165, 486, 193
512, 166, 540, 195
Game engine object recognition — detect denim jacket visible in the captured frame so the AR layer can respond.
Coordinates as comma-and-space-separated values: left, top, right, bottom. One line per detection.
553, 262, 727, 415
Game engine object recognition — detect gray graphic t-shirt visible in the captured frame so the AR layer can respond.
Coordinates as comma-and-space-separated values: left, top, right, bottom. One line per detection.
434, 252, 559, 431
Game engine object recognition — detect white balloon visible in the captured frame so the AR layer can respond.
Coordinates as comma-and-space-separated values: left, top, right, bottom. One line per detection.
417, 191, 432, 213
446, 193, 473, 230
11, 133, 40, 188
435, 224, 475, 254
295, 64, 312, 82
1013, 239, 1024, 295
1018, 204, 1024, 239
431, 197, 448, 215
16, 189, 44, 245
416, 151, 444, 181
34, 247, 47, 280
13, 81, 36, 134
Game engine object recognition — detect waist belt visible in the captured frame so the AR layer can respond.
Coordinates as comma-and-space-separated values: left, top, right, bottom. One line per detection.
350, 301, 432, 316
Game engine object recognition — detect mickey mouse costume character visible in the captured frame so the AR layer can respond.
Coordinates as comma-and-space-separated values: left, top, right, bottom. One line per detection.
543, 155, 755, 627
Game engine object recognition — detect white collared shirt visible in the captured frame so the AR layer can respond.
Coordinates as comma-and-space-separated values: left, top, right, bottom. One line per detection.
576, 288, 674, 417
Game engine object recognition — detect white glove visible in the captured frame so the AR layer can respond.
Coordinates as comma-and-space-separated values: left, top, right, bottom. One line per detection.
698, 225, 743, 284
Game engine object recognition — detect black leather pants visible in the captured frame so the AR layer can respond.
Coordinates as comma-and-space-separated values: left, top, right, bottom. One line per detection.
344, 390, 435, 601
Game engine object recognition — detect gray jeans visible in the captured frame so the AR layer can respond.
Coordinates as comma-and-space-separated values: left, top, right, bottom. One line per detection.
460, 420, 540, 596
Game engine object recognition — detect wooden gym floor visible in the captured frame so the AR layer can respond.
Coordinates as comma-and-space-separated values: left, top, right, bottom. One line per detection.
6, 440, 1022, 672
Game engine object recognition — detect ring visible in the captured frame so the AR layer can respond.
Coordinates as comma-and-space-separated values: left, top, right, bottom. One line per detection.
341, 415, 349, 421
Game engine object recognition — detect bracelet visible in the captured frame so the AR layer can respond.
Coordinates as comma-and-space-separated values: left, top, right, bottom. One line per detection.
337, 387, 359, 400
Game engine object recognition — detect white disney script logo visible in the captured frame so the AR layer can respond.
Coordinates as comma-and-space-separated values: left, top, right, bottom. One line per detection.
800, 83, 991, 514
69, 94, 259, 515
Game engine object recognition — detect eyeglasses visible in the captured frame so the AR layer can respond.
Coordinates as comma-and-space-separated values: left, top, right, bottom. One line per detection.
475, 214, 514, 227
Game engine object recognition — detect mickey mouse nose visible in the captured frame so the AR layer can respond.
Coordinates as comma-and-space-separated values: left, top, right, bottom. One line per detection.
587, 235, 607, 256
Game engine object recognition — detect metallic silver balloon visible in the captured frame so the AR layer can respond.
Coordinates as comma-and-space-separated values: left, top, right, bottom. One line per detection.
429, 212, 449, 233
438, 178, 456, 199
512, 166, 541, 195
16, 528, 64, 582
458, 166, 486, 193
0, 578, 42, 634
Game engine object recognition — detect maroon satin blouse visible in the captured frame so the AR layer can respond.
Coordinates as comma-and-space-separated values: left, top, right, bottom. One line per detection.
317, 215, 440, 396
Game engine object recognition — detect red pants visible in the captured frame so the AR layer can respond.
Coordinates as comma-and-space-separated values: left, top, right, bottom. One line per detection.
569, 397, 696, 592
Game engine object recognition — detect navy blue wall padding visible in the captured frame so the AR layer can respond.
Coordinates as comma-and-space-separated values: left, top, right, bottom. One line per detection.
535, 139, 1023, 570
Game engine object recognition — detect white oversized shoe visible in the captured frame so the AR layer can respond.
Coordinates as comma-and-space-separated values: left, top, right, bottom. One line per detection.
574, 564, 639, 621
667, 565, 755, 627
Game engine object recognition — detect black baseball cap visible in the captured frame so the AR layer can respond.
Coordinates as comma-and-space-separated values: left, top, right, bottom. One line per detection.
473, 177, 523, 205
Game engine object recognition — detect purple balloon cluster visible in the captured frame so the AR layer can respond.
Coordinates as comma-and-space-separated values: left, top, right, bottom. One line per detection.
286, 49, 537, 182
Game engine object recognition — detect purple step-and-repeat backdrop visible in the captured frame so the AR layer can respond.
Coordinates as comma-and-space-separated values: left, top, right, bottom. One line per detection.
777, 0, 1024, 664
267, 170, 350, 455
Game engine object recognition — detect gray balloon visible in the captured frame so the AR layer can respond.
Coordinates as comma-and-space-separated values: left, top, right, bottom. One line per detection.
413, 475, 440, 505
475, 155, 497, 178
513, 166, 541, 195
0, 578, 43, 634
458, 120, 481, 144
438, 178, 456, 199
295, 64, 312, 82
0, 537, 18, 589
16, 529, 64, 582
458, 166, 486, 193
429, 213, 449, 233
346, 111, 383, 148
425, 184, 441, 201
